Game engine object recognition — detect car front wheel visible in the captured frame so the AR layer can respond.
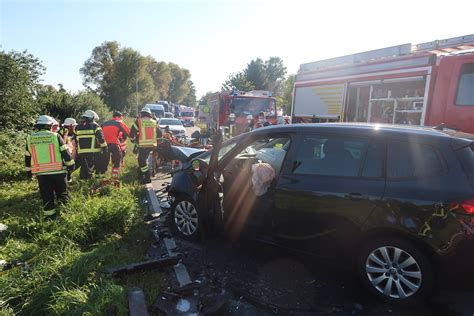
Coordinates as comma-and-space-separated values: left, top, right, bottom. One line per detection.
357, 237, 434, 304
170, 198, 201, 240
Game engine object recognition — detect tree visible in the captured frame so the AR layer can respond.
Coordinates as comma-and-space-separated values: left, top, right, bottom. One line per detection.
80, 41, 119, 93
81, 42, 193, 113
167, 63, 191, 104
276, 75, 295, 115
221, 57, 287, 95
244, 58, 267, 90
0, 50, 45, 130
81, 43, 159, 115
112, 48, 156, 114
145, 58, 171, 100
221, 72, 255, 91
182, 80, 197, 107
264, 57, 287, 93
199, 91, 214, 106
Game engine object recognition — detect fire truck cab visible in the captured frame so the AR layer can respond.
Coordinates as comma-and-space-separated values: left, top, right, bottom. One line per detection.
209, 90, 277, 137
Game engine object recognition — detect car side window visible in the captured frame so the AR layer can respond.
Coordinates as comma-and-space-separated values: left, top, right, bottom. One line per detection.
292, 135, 368, 177
387, 141, 445, 179
237, 137, 291, 176
362, 141, 386, 178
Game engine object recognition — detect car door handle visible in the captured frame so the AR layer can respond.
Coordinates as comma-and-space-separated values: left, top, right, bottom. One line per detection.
345, 193, 364, 201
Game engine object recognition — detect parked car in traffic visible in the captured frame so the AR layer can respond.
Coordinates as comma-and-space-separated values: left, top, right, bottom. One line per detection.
158, 118, 186, 137
166, 123, 474, 303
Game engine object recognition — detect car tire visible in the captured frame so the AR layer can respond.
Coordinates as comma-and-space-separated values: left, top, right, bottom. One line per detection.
170, 197, 202, 241
357, 237, 434, 304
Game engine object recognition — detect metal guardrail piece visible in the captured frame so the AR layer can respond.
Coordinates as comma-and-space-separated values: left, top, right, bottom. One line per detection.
105, 255, 182, 276
145, 183, 162, 218
127, 287, 149, 316
173, 263, 193, 288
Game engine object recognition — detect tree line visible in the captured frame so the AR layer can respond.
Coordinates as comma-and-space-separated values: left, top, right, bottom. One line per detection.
0, 42, 197, 131
80, 41, 196, 115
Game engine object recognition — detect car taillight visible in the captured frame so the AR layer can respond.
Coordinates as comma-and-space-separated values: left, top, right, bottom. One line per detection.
452, 199, 474, 215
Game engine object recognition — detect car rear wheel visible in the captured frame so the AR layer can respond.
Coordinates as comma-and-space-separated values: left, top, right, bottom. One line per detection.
170, 198, 201, 240
357, 237, 434, 304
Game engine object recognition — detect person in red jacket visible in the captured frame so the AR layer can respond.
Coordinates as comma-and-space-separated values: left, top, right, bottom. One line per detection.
101, 111, 130, 180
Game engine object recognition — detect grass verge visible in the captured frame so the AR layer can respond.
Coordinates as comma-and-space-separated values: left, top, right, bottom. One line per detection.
0, 143, 165, 315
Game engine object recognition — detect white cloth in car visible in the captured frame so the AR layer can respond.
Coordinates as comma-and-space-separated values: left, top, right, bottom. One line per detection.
251, 162, 275, 196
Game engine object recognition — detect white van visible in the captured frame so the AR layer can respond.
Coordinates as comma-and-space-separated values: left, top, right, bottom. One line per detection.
144, 104, 165, 118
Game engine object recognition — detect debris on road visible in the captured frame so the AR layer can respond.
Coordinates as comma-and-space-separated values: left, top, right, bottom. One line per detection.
105, 255, 182, 277
127, 287, 149, 316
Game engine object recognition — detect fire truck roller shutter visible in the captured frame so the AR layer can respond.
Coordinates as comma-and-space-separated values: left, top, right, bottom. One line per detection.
293, 84, 345, 119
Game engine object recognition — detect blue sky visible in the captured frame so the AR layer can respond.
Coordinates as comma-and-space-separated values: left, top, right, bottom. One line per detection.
1, 0, 473, 97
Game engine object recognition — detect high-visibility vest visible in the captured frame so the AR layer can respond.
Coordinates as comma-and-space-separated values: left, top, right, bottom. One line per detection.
27, 131, 66, 175
76, 128, 101, 153
137, 118, 157, 148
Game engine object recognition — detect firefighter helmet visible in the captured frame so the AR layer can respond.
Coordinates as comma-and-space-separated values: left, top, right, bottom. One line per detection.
82, 110, 99, 120
140, 107, 152, 115
35, 115, 55, 125
63, 118, 78, 126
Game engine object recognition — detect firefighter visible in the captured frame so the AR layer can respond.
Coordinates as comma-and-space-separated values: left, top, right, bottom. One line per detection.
75, 110, 107, 180
25, 115, 75, 218
102, 111, 130, 181
51, 118, 60, 133
59, 118, 79, 182
59, 118, 78, 156
253, 111, 270, 129
118, 131, 127, 168
162, 125, 174, 142
130, 107, 159, 184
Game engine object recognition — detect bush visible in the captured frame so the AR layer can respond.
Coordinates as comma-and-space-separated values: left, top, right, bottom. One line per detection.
0, 129, 28, 181
37, 87, 111, 124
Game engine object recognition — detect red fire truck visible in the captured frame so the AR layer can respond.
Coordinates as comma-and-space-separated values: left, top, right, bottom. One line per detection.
208, 90, 277, 136
292, 34, 474, 133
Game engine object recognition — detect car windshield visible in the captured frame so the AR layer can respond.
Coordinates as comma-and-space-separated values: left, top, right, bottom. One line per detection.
230, 97, 275, 117
151, 109, 164, 118
159, 119, 182, 126
199, 139, 238, 164
180, 112, 193, 117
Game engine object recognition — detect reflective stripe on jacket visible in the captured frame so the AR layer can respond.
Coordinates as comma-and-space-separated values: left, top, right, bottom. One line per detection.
27, 131, 66, 175
137, 118, 157, 148
76, 122, 107, 153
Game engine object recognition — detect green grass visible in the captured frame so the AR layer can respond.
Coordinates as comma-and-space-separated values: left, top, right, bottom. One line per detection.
0, 138, 165, 315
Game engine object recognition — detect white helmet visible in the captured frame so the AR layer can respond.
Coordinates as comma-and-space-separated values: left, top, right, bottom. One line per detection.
140, 107, 152, 115
63, 118, 77, 126
35, 115, 55, 125
82, 110, 99, 120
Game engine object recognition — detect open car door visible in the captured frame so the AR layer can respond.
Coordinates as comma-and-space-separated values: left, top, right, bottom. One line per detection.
196, 131, 225, 234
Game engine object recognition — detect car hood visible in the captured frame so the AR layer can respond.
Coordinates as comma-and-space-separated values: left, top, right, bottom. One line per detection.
162, 125, 185, 131
170, 146, 206, 162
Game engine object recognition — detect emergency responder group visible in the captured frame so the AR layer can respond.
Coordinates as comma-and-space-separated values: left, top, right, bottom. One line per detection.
25, 107, 168, 218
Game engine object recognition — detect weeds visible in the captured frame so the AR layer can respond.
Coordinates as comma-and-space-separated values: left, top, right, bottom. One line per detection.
0, 140, 165, 315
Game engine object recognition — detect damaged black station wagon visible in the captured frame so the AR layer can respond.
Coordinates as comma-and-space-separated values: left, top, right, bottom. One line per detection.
166, 123, 474, 303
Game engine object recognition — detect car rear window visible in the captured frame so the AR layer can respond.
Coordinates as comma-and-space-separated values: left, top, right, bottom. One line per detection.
387, 141, 446, 179
456, 143, 474, 186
